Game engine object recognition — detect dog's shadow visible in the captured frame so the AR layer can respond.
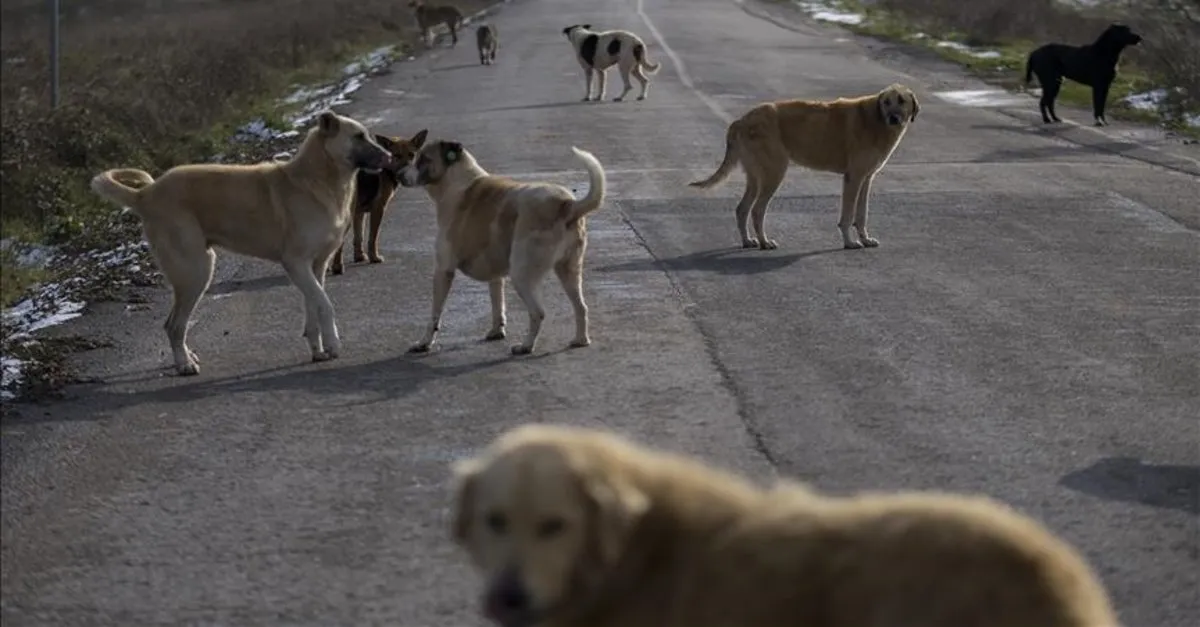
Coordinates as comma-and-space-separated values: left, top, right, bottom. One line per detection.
207, 274, 293, 296
1059, 456, 1200, 516
475, 100, 595, 114
598, 246, 842, 277
431, 62, 482, 73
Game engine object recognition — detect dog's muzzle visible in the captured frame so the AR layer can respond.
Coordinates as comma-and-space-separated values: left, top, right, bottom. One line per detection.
483, 567, 537, 627
887, 114, 904, 126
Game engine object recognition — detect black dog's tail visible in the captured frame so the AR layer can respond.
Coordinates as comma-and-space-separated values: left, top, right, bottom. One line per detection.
1024, 53, 1034, 86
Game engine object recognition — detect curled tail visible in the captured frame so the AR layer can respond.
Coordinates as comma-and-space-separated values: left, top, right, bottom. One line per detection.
90, 169, 155, 216
565, 147, 607, 222
689, 123, 739, 190
633, 43, 662, 74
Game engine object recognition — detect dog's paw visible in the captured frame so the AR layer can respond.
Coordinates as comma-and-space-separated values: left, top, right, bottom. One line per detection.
843, 240, 865, 250
860, 237, 880, 248
353, 252, 367, 263
569, 337, 591, 348
408, 342, 433, 354
613, 96, 624, 102
369, 255, 385, 264
312, 351, 334, 363
330, 265, 344, 275
484, 328, 506, 341
741, 238, 760, 249
186, 349, 201, 365
581, 96, 592, 102
176, 362, 201, 376
1094, 119, 1107, 127
758, 239, 779, 251
637, 95, 646, 101
510, 345, 534, 356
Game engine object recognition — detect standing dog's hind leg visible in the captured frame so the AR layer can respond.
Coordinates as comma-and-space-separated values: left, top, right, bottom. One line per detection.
614, 61, 634, 102
508, 256, 552, 356
555, 244, 590, 348
582, 68, 595, 101
595, 68, 608, 101
485, 278, 507, 341
736, 171, 761, 249
749, 162, 786, 251
367, 204, 386, 263
160, 246, 215, 376
633, 64, 650, 100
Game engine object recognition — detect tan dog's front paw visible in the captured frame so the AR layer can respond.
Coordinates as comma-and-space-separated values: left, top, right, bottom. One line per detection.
510, 345, 533, 356
843, 241, 865, 250
408, 342, 433, 354
758, 239, 779, 250
860, 237, 880, 248
741, 238, 759, 249
569, 337, 591, 348
369, 254, 385, 264
484, 327, 506, 341
176, 362, 200, 376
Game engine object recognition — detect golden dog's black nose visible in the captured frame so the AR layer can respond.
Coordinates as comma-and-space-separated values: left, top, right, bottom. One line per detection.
484, 568, 530, 624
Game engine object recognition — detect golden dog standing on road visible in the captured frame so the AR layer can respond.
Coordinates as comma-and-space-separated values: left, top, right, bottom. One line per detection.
398, 140, 607, 356
89, 111, 395, 375
451, 423, 1119, 627
690, 83, 920, 251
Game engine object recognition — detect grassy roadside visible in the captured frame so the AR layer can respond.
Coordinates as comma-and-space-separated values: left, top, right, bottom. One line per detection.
0, 0, 498, 404
784, 0, 1200, 139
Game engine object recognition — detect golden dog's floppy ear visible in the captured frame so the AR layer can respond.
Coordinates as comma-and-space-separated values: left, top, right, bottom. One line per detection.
450, 458, 483, 544
317, 110, 340, 135
579, 467, 649, 566
910, 91, 921, 122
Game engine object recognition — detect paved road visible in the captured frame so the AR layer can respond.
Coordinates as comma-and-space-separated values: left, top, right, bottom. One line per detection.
3, 0, 1198, 625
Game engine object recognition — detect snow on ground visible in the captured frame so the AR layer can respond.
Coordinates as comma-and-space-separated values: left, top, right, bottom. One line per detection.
934, 40, 1002, 59
793, 1, 865, 26
1124, 89, 1200, 128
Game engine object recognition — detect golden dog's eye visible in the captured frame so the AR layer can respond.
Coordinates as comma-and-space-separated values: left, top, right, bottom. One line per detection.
536, 517, 566, 539
485, 512, 508, 534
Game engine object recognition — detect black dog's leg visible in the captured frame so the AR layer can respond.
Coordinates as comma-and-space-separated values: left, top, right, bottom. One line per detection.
1043, 77, 1064, 123
1092, 79, 1112, 126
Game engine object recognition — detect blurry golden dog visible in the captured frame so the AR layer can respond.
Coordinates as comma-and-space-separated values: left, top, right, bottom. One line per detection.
451, 423, 1118, 627
690, 83, 920, 251
90, 111, 394, 375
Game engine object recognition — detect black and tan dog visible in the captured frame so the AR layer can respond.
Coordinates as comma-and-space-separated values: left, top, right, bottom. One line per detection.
1025, 23, 1143, 126
410, 0, 464, 48
690, 84, 920, 251
330, 129, 428, 276
476, 24, 498, 65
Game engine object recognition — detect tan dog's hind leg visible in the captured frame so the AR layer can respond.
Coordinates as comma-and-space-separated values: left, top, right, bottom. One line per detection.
158, 242, 214, 376
367, 205, 386, 263
555, 243, 590, 348
735, 172, 761, 249
632, 64, 650, 101
748, 157, 787, 250
614, 60, 635, 102
485, 278, 507, 341
410, 268, 456, 353
838, 173, 868, 249
283, 257, 340, 361
508, 256, 553, 356
352, 211, 368, 263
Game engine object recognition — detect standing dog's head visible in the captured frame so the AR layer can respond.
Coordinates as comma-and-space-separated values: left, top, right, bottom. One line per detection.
313, 111, 397, 174
562, 24, 592, 42
373, 129, 428, 178
451, 426, 650, 627
398, 138, 475, 188
1097, 23, 1143, 52
876, 83, 921, 127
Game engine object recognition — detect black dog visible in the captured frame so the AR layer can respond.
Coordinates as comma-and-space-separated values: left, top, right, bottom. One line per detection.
1024, 23, 1142, 126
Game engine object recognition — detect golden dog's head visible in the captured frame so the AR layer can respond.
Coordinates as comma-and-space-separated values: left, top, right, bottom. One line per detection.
397, 139, 472, 188
876, 83, 920, 126
313, 110, 397, 174
451, 426, 650, 627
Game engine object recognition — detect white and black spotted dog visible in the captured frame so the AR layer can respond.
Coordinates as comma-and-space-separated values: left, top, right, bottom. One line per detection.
562, 24, 662, 102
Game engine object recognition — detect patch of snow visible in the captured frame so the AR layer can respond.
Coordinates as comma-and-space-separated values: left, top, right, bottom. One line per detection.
0, 238, 57, 269
1124, 89, 1200, 128
933, 89, 1032, 108
1, 356, 23, 401
794, 1, 865, 26
935, 40, 1002, 59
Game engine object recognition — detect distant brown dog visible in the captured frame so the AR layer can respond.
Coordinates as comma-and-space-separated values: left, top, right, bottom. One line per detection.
330, 129, 428, 275
410, 0, 464, 48
690, 83, 920, 250
476, 24, 498, 65
397, 140, 606, 356
452, 423, 1119, 627
90, 111, 394, 375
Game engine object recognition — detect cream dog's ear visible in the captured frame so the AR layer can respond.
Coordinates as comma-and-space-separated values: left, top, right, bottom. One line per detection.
580, 468, 649, 566
910, 91, 921, 122
451, 458, 483, 544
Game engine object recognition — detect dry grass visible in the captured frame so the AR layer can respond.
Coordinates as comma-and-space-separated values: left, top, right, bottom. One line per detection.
0, 0, 491, 305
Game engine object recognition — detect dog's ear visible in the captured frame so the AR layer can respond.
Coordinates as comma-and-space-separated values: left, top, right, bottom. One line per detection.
317, 111, 340, 135
876, 93, 889, 124
442, 141, 464, 165
411, 129, 429, 148
578, 465, 649, 566
910, 92, 921, 122
374, 134, 396, 149
583, 24, 592, 30
450, 458, 483, 544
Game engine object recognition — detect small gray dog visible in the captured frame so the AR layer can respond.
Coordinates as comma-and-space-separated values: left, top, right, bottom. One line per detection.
477, 24, 498, 65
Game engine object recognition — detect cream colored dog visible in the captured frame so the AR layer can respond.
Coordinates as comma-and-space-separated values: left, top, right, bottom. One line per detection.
451, 423, 1119, 627
562, 24, 662, 102
690, 83, 920, 251
89, 111, 395, 375
397, 140, 607, 356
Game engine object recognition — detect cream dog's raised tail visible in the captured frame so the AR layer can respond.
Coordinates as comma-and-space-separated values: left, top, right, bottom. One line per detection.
91, 169, 157, 215
635, 44, 662, 74
567, 146, 607, 221
688, 122, 740, 189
